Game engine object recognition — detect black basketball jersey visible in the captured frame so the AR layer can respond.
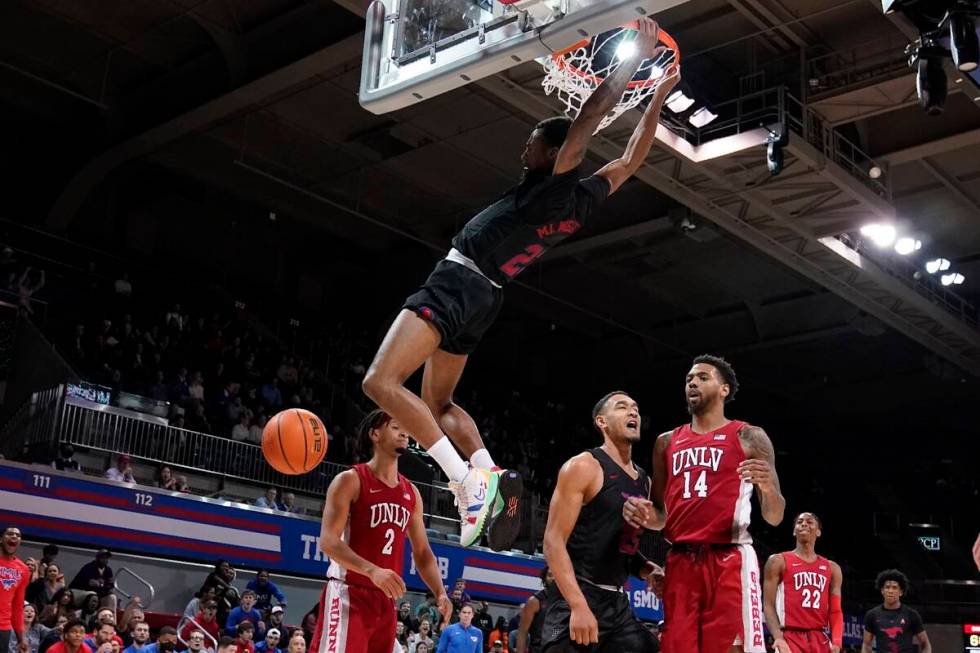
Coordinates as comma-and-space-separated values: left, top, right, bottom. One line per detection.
564, 447, 649, 588
529, 587, 550, 650
451, 168, 609, 286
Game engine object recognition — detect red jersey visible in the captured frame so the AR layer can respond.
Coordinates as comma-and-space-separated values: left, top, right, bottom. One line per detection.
0, 556, 29, 631
326, 463, 416, 590
776, 552, 832, 630
663, 419, 753, 545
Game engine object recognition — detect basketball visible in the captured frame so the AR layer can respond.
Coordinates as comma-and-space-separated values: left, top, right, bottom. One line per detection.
262, 408, 328, 475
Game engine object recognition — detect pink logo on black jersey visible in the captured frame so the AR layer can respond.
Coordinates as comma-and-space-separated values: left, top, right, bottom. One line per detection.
1, 566, 22, 590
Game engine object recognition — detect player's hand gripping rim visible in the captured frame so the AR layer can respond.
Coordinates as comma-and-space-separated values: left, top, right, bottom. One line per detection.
569, 605, 599, 645
368, 565, 407, 599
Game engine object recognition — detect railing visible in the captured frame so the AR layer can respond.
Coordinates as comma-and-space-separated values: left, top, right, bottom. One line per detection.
18, 392, 546, 552
804, 34, 910, 98
675, 85, 890, 199
837, 233, 979, 330
176, 615, 218, 653
0, 384, 64, 458
114, 566, 156, 609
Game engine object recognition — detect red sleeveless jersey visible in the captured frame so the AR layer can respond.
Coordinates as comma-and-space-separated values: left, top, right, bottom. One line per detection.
663, 419, 753, 544
776, 552, 832, 630
326, 463, 416, 590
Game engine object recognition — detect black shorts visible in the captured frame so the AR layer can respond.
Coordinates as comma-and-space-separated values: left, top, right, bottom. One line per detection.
541, 583, 659, 653
403, 259, 504, 355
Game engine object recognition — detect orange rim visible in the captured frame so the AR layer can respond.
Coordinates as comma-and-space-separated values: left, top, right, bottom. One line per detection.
550, 25, 679, 90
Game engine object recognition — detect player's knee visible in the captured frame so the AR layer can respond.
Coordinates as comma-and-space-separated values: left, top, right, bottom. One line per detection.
361, 368, 388, 401
421, 390, 452, 416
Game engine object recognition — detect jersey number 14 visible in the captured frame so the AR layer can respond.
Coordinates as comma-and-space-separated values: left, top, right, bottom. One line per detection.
682, 470, 708, 499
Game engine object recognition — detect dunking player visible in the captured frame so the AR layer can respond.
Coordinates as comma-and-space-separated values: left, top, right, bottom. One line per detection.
624, 354, 785, 653
540, 392, 663, 653
361, 18, 680, 550
312, 410, 452, 653
763, 512, 843, 653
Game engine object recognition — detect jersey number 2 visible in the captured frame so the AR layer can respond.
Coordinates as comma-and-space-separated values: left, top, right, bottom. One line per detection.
500, 245, 545, 278
801, 589, 822, 609
382, 528, 395, 555
682, 470, 708, 499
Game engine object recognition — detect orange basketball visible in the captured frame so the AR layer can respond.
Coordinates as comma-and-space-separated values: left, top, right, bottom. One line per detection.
262, 408, 328, 475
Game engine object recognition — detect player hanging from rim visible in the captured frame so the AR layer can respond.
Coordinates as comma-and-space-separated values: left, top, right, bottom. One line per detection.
362, 17, 680, 550
540, 391, 663, 653
763, 512, 843, 653
624, 354, 786, 653
312, 409, 452, 653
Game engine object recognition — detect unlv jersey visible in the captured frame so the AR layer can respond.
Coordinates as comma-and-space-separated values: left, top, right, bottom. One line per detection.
326, 463, 416, 590
776, 552, 832, 630
663, 419, 752, 544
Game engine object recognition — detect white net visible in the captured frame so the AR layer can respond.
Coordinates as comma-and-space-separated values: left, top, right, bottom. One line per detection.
541, 27, 678, 132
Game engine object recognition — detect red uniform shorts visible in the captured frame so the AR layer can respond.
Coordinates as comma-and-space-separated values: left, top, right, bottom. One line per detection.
311, 579, 397, 653
661, 543, 765, 653
782, 630, 831, 653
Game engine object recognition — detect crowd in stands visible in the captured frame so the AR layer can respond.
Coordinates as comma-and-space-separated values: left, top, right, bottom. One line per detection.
9, 532, 867, 653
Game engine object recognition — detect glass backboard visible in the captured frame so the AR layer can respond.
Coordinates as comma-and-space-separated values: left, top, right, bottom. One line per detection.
359, 0, 694, 114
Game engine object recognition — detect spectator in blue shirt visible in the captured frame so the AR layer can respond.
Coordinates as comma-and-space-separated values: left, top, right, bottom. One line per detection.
253, 629, 281, 653
225, 591, 263, 636
253, 489, 281, 511
122, 623, 150, 653
437, 605, 482, 653
245, 571, 287, 613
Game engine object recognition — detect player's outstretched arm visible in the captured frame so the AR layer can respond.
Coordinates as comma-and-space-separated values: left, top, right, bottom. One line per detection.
543, 453, 600, 645
829, 561, 844, 653
553, 17, 665, 175
762, 554, 789, 653
406, 484, 452, 626
318, 470, 407, 599
737, 425, 785, 526
514, 596, 540, 653
595, 68, 680, 195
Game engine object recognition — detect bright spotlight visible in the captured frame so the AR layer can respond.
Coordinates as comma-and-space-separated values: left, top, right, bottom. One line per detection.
925, 258, 951, 274
869, 165, 882, 179
894, 237, 922, 255
689, 107, 718, 128
941, 273, 965, 286
615, 39, 637, 61
666, 91, 695, 113
860, 224, 897, 248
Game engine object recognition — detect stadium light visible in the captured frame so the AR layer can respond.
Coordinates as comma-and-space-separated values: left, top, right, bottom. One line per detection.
688, 107, 718, 128
860, 223, 897, 248
615, 39, 637, 61
925, 258, 951, 274
666, 91, 695, 113
894, 237, 922, 255
950, 13, 979, 72
941, 272, 965, 286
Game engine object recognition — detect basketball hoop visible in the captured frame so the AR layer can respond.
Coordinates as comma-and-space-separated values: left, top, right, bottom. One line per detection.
541, 22, 679, 132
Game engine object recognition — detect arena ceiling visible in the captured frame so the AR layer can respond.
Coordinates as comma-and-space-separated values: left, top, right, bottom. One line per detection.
2, 0, 980, 408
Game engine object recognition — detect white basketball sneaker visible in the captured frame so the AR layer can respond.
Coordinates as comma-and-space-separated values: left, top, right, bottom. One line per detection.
449, 466, 499, 547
